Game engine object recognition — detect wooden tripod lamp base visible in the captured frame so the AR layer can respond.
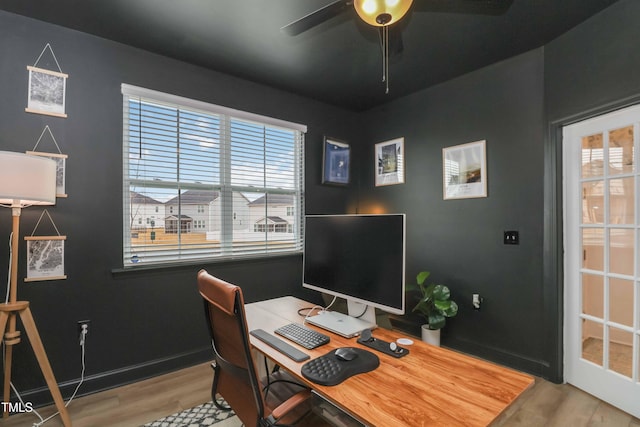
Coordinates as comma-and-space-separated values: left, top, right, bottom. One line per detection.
0, 152, 68, 424
0, 302, 72, 426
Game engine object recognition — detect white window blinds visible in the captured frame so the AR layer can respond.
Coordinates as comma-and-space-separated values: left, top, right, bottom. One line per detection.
122, 84, 305, 266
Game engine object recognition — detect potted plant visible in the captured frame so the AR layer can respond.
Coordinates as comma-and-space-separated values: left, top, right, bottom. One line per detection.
406, 271, 458, 346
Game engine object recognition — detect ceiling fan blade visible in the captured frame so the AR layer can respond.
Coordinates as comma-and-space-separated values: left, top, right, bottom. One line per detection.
414, 0, 514, 16
281, 0, 352, 36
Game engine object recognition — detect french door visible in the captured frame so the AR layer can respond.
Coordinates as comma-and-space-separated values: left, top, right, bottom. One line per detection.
563, 104, 640, 418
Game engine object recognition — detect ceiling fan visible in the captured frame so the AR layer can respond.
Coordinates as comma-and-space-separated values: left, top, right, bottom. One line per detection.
281, 0, 514, 93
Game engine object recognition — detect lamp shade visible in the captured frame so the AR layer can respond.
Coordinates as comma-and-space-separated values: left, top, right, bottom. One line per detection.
354, 0, 413, 26
0, 151, 57, 206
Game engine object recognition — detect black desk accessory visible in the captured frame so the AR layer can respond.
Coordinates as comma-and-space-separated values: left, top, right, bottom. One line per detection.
250, 329, 310, 362
301, 347, 379, 386
356, 329, 409, 358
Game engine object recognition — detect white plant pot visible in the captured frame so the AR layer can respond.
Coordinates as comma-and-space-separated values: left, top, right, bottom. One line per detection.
421, 324, 441, 346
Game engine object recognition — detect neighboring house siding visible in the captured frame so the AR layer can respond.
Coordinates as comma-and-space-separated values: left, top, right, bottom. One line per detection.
157, 190, 251, 238
131, 190, 290, 238
248, 195, 295, 234
209, 192, 251, 232
130, 192, 165, 230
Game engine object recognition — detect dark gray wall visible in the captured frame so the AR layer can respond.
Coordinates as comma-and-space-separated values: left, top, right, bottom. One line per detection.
541, 0, 640, 381
2, 0, 639, 406
353, 0, 640, 382
545, 0, 640, 122
358, 49, 548, 376
0, 10, 359, 403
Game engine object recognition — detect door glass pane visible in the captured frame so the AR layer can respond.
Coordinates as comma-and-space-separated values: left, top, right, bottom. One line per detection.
582, 319, 603, 367
582, 133, 604, 178
567, 107, 640, 410
582, 228, 604, 270
609, 178, 634, 224
583, 181, 604, 224
609, 228, 634, 276
609, 125, 634, 175
609, 278, 634, 327
608, 327, 633, 378
582, 273, 603, 318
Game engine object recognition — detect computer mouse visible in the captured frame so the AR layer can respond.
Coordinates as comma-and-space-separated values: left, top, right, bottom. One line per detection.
334, 347, 358, 361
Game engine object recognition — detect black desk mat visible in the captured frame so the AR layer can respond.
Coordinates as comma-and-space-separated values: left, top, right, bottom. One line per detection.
301, 347, 379, 386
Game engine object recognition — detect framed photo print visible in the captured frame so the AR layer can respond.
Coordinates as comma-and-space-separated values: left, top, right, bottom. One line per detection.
24, 236, 67, 282
442, 140, 487, 200
375, 137, 405, 186
26, 66, 68, 118
322, 137, 350, 185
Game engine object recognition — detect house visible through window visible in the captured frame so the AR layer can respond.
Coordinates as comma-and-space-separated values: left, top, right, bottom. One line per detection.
122, 84, 306, 266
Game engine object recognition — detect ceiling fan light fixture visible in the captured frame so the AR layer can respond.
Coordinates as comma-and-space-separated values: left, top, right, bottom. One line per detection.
353, 0, 413, 94
353, 0, 413, 27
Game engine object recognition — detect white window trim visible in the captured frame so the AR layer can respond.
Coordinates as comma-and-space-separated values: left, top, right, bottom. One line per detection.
121, 84, 307, 133
121, 84, 306, 267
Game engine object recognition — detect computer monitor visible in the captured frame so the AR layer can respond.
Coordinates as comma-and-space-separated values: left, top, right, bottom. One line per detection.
302, 214, 406, 337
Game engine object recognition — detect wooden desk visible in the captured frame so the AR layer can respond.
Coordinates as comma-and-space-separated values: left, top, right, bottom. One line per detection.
245, 296, 534, 427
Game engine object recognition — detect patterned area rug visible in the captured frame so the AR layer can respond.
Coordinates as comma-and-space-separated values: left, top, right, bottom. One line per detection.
143, 398, 236, 427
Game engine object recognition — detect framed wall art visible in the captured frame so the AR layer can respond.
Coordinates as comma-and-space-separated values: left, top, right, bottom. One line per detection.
442, 140, 487, 200
375, 137, 404, 186
322, 137, 350, 185
25, 44, 68, 118
24, 236, 67, 282
24, 210, 67, 282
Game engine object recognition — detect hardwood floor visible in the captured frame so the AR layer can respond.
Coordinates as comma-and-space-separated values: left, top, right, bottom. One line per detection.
1, 363, 213, 427
2, 362, 639, 427
583, 337, 634, 378
493, 378, 640, 427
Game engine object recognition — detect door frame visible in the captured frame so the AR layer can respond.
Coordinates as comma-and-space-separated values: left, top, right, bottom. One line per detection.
545, 94, 640, 383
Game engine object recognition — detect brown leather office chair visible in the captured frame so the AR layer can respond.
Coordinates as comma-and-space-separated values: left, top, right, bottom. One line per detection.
197, 269, 315, 427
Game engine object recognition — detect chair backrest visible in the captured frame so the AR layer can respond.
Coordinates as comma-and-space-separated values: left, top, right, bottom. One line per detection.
197, 269, 266, 426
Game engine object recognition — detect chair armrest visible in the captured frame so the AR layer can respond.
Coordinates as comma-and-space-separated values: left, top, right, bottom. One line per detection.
270, 389, 311, 420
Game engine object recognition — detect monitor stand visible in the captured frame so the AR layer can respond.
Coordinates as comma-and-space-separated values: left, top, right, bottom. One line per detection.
347, 300, 377, 325
306, 300, 377, 338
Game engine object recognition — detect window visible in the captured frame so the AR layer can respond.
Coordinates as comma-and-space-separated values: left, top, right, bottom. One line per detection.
122, 84, 306, 266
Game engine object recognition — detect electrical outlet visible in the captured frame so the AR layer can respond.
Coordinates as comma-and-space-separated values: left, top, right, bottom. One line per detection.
472, 294, 482, 310
77, 320, 90, 341
504, 230, 519, 245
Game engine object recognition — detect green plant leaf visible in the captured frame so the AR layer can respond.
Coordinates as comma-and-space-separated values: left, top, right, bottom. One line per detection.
416, 271, 430, 285
428, 313, 445, 330
443, 300, 458, 317
432, 284, 450, 301
410, 270, 458, 325
434, 299, 451, 312
423, 282, 435, 298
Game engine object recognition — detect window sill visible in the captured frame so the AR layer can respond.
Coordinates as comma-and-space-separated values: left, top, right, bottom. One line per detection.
111, 251, 302, 277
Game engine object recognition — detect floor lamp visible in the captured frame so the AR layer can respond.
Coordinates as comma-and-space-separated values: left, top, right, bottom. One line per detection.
0, 151, 71, 426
